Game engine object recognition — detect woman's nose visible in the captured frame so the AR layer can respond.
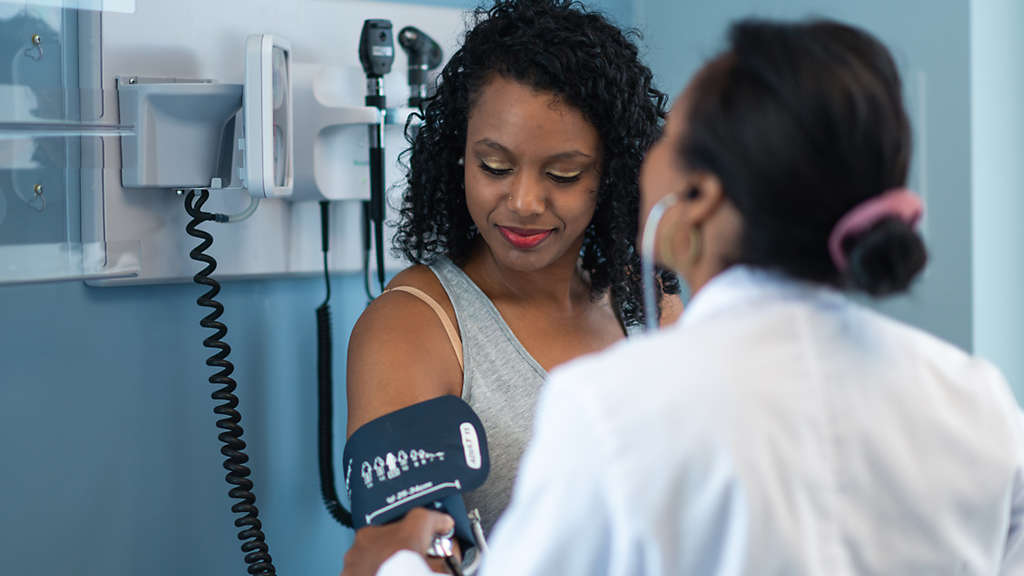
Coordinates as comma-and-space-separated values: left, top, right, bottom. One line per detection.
507, 174, 547, 216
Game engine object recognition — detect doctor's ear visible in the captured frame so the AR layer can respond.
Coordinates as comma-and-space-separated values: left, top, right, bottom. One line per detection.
680, 171, 725, 225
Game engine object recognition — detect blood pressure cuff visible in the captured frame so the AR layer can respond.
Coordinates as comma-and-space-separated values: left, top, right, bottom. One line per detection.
343, 395, 490, 546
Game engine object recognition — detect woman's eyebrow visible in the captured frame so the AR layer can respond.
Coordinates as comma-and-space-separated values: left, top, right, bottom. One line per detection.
473, 139, 512, 154
546, 150, 594, 161
472, 139, 594, 161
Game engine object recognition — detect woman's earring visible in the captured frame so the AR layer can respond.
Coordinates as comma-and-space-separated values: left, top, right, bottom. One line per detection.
663, 224, 702, 271
687, 226, 703, 267
457, 157, 465, 166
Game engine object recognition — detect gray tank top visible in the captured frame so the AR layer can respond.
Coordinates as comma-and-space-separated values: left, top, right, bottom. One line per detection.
428, 257, 547, 536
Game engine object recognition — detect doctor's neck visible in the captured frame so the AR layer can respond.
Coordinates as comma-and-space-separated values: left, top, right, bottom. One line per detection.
681, 254, 733, 299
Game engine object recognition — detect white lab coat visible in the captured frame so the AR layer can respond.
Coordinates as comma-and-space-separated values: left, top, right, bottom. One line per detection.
377, 265, 1024, 575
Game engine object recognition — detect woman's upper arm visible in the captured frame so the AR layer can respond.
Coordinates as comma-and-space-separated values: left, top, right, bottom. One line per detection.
346, 285, 463, 438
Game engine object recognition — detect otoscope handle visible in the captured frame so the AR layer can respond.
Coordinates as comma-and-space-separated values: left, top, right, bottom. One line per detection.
369, 147, 385, 224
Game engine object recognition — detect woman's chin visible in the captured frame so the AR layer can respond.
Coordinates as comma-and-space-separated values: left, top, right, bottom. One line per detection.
494, 250, 559, 273
489, 241, 567, 273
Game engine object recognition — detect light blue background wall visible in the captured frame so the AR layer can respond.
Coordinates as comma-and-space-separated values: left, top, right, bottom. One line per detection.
972, 0, 1024, 400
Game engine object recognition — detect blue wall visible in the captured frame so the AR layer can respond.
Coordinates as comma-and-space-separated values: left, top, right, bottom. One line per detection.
581, 0, 635, 26
972, 0, 1024, 401
0, 275, 366, 574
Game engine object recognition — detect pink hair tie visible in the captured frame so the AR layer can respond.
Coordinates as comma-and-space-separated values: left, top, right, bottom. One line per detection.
828, 188, 924, 273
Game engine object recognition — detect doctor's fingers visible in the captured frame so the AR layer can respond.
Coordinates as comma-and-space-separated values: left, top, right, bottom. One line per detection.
341, 509, 455, 576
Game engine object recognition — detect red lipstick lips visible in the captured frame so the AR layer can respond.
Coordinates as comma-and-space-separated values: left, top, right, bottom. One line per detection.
497, 226, 554, 250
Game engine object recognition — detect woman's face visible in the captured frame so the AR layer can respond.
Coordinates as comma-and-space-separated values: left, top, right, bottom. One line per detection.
463, 75, 602, 273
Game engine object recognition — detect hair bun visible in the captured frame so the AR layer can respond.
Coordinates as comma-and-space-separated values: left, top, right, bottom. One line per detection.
845, 217, 927, 295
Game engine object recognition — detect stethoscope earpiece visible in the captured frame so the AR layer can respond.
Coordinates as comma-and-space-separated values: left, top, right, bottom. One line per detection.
642, 186, 699, 331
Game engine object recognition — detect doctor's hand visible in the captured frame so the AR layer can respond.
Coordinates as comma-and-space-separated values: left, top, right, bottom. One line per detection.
340, 508, 455, 576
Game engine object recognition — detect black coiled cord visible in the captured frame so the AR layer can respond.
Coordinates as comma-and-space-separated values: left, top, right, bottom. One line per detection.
317, 201, 354, 527
185, 189, 277, 576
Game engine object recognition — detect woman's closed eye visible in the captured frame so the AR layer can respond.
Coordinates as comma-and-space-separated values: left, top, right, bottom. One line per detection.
547, 169, 583, 184
478, 159, 585, 184
479, 159, 514, 176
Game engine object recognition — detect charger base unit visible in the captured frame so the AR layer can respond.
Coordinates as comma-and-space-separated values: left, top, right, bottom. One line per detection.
116, 77, 242, 190
243, 34, 294, 199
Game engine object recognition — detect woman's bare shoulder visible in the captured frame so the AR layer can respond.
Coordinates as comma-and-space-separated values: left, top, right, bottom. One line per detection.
346, 264, 463, 436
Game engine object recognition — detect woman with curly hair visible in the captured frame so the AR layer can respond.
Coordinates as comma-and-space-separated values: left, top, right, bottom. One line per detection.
346, 0, 679, 540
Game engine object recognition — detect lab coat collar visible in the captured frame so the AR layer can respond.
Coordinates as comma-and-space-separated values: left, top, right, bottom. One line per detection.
678, 265, 846, 330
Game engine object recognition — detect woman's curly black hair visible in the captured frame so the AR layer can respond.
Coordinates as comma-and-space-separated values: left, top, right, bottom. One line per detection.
394, 0, 679, 326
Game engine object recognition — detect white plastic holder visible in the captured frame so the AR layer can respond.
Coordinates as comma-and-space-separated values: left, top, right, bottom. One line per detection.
291, 62, 417, 202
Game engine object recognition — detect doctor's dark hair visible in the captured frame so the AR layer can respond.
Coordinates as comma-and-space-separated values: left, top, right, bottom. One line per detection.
680, 19, 927, 295
394, 0, 678, 326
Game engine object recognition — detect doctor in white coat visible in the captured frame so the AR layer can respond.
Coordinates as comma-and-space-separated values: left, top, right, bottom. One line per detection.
342, 17, 1024, 576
